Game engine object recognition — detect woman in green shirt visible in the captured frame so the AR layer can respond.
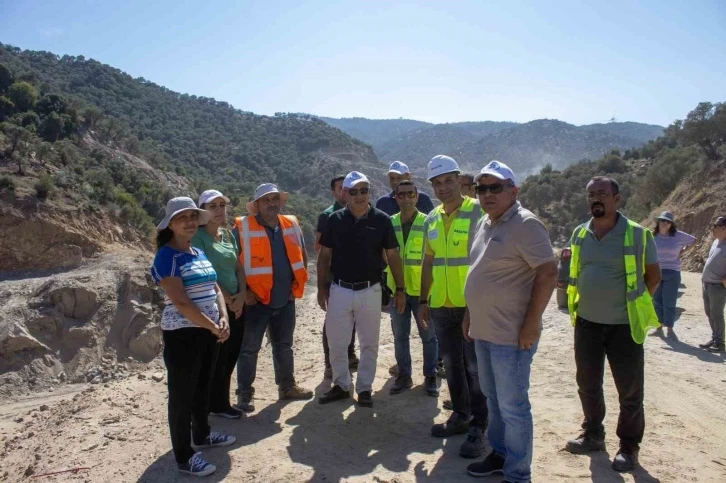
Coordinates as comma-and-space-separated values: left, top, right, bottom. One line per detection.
193, 190, 247, 419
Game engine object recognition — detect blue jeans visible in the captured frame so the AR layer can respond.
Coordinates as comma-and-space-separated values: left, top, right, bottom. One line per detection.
475, 340, 538, 483
653, 269, 681, 328
237, 300, 296, 393
390, 295, 438, 376
431, 307, 487, 427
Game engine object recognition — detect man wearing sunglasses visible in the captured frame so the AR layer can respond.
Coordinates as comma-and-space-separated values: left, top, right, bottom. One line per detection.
700, 216, 726, 353
463, 161, 557, 481
375, 161, 435, 216
419, 155, 488, 460
317, 171, 406, 408
384, 180, 440, 397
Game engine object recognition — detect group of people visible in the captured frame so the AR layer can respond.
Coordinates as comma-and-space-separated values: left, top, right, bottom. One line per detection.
150, 154, 726, 481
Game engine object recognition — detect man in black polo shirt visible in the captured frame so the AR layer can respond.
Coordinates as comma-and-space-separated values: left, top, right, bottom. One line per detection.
315, 175, 358, 378
317, 171, 406, 408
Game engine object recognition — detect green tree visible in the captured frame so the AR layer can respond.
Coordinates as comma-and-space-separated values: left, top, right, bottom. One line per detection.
8, 81, 38, 111
81, 106, 103, 129
36, 141, 53, 166
0, 96, 14, 120
40, 111, 64, 141
36, 94, 68, 116
670, 102, 726, 161
35, 173, 54, 199
0, 63, 13, 92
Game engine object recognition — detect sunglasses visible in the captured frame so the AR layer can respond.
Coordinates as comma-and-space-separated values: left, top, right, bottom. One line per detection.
660, 220, 672, 224
475, 183, 510, 195
348, 187, 370, 196
396, 191, 416, 199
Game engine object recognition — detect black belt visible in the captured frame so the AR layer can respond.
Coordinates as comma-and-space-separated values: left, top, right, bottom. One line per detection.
333, 280, 379, 291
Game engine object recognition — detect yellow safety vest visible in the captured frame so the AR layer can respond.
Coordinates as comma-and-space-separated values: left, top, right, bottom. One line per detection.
385, 211, 427, 296
424, 197, 483, 308
567, 219, 659, 343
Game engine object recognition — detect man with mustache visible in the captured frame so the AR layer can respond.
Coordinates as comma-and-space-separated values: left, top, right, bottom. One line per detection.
564, 176, 661, 473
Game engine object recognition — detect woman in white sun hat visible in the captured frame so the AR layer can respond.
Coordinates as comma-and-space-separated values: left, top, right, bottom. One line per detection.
192, 190, 247, 420
150, 196, 236, 477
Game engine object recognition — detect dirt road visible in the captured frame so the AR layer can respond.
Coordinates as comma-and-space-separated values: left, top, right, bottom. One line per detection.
1, 271, 724, 482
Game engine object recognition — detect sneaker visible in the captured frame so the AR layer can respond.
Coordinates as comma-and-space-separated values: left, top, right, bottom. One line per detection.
323, 366, 332, 379
279, 384, 313, 400
357, 391, 373, 408
390, 375, 413, 395
318, 385, 351, 405
612, 449, 639, 472
707, 343, 725, 353
649, 327, 664, 337
178, 452, 216, 477
388, 364, 399, 377
466, 451, 505, 477
234, 390, 255, 413
209, 407, 242, 419
442, 399, 453, 411
349, 355, 359, 372
424, 375, 439, 397
431, 412, 471, 437
459, 426, 484, 459
192, 432, 236, 449
699, 338, 715, 348
565, 432, 606, 454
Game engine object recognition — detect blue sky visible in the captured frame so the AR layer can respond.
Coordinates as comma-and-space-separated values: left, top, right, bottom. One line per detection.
1, 0, 724, 126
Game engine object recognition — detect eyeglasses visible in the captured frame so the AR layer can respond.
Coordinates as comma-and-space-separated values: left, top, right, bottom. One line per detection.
475, 183, 510, 195
396, 191, 416, 199
347, 187, 369, 196
660, 220, 672, 224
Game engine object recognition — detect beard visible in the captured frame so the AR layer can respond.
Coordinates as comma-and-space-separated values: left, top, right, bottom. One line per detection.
591, 203, 605, 218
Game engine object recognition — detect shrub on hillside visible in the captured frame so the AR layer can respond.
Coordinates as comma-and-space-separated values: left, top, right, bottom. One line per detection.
34, 173, 54, 199
0, 175, 15, 191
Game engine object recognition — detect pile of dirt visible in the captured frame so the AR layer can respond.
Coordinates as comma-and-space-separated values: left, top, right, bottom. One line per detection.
0, 250, 162, 398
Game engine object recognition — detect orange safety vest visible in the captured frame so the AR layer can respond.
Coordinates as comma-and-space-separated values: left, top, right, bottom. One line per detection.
234, 215, 307, 305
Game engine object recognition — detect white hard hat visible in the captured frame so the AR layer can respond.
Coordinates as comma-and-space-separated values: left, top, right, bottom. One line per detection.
427, 155, 460, 181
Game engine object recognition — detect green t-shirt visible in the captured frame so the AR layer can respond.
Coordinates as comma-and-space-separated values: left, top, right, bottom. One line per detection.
571, 213, 658, 325
191, 227, 240, 295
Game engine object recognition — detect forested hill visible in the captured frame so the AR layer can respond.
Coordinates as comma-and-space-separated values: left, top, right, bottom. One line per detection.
0, 43, 383, 242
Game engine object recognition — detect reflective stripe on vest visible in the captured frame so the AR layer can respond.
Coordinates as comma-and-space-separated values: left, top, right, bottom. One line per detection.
385, 211, 427, 296
424, 197, 482, 308
567, 219, 659, 343
235, 215, 308, 305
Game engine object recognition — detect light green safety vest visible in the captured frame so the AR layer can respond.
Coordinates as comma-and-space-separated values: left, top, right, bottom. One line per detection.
567, 219, 659, 344
385, 211, 427, 296
424, 197, 483, 308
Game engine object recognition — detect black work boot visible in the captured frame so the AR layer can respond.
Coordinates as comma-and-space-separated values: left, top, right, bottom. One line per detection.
565, 432, 606, 454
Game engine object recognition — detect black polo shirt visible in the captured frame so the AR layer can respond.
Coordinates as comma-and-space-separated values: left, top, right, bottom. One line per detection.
320, 204, 398, 284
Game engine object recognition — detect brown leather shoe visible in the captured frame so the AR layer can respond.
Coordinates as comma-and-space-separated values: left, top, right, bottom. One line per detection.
279, 385, 313, 400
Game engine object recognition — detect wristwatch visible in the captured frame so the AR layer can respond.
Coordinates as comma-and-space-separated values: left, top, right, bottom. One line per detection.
395, 287, 405, 293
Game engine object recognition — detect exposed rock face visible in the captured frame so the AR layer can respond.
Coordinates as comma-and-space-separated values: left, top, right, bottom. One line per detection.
0, 251, 162, 397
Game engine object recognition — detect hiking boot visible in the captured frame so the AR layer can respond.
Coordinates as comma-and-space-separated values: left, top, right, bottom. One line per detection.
612, 449, 639, 472
442, 399, 453, 411
234, 390, 255, 413
357, 391, 373, 408
318, 385, 350, 405
459, 426, 484, 459
210, 407, 242, 419
707, 342, 725, 353
389, 364, 399, 377
349, 355, 359, 372
699, 338, 715, 348
565, 432, 606, 454
425, 375, 439, 397
466, 451, 505, 477
431, 412, 471, 437
279, 384, 313, 400
178, 452, 216, 477
192, 432, 236, 449
649, 327, 664, 337
390, 375, 413, 395
324, 365, 332, 379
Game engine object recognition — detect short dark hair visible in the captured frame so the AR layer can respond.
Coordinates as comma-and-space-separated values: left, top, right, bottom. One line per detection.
330, 175, 345, 191
156, 228, 174, 250
588, 176, 620, 194
395, 180, 418, 194
460, 173, 475, 184
652, 219, 677, 236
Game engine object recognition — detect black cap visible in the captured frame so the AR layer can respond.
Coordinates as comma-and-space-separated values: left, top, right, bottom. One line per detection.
715, 216, 726, 227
